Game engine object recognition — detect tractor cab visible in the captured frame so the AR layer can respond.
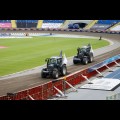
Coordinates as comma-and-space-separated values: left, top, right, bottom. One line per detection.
78, 44, 91, 53
41, 51, 67, 79
46, 57, 62, 68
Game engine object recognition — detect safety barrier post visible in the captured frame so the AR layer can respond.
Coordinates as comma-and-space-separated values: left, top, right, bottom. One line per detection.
63, 77, 66, 95
95, 69, 104, 77
105, 65, 113, 72
114, 61, 120, 67
28, 95, 34, 100
53, 86, 66, 98
65, 81, 78, 92
81, 74, 93, 84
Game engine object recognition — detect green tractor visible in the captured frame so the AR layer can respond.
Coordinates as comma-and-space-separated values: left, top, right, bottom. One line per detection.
73, 44, 94, 65
41, 52, 67, 79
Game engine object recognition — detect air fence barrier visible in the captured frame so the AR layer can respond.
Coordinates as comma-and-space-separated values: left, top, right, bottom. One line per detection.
1, 28, 120, 34
0, 54, 120, 100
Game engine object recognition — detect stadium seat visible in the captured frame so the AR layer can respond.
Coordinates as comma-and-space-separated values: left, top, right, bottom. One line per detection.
16, 20, 38, 28
91, 20, 120, 30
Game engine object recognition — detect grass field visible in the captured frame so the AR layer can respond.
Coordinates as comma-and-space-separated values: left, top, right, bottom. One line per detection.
0, 36, 109, 76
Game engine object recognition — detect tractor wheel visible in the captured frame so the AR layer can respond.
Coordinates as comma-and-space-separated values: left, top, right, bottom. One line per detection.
52, 68, 59, 79
82, 57, 88, 65
88, 53, 94, 63
41, 69, 46, 78
73, 56, 78, 64
61, 65, 67, 76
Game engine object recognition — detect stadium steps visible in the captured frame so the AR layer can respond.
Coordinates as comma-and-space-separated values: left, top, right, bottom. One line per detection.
37, 20, 43, 28
11, 20, 17, 28
107, 22, 120, 31
84, 20, 98, 30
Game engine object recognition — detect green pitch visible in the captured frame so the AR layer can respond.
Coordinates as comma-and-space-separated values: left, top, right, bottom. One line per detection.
0, 37, 109, 76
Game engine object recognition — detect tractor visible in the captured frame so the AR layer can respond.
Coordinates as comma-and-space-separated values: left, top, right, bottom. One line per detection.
41, 52, 67, 79
73, 44, 94, 65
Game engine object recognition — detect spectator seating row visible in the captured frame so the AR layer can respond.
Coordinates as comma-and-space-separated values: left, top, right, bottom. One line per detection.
91, 20, 120, 30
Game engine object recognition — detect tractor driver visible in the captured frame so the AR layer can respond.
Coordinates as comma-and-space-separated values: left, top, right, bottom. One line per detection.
57, 58, 62, 65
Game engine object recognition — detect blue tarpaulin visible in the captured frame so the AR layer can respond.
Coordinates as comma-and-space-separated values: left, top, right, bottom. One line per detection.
88, 54, 120, 73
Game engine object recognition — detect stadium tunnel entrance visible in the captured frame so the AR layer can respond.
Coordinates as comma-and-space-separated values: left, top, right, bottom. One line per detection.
68, 22, 87, 29
75, 23, 87, 28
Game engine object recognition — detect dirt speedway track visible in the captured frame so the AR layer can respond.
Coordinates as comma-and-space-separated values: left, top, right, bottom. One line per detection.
0, 30, 120, 96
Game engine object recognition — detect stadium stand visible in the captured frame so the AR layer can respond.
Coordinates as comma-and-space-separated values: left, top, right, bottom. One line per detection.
42, 20, 65, 28
97, 20, 120, 24
0, 20, 65, 29
91, 20, 120, 30
1, 20, 120, 32
0, 20, 12, 28
84, 20, 98, 29
0, 20, 11, 23
67, 20, 93, 29
109, 21, 120, 31
43, 20, 65, 23
16, 20, 38, 28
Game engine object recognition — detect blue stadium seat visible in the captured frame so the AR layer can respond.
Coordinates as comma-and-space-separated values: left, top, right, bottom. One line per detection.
43, 20, 65, 23
91, 20, 120, 30
16, 20, 38, 28
0, 20, 11, 23
16, 20, 38, 23
97, 20, 120, 25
